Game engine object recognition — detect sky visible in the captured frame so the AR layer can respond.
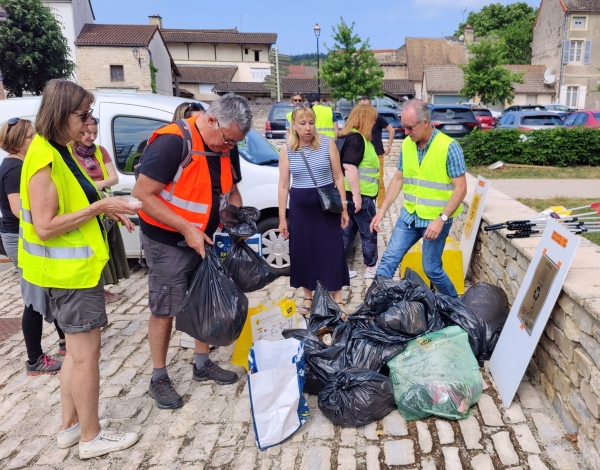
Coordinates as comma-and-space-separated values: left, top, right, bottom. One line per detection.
92, 0, 541, 55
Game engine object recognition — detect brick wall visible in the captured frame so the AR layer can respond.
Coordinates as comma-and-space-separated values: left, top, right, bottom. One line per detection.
450, 174, 600, 468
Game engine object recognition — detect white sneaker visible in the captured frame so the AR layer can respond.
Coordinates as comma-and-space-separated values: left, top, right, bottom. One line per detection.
349, 270, 357, 279
57, 419, 109, 449
79, 427, 139, 459
364, 265, 378, 279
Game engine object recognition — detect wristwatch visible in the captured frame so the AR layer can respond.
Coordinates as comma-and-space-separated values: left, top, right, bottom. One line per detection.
440, 213, 449, 222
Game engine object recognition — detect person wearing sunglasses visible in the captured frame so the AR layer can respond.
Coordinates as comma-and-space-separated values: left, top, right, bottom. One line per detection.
285, 92, 304, 131
0, 118, 66, 375
132, 93, 251, 410
19, 79, 142, 458
70, 117, 129, 304
370, 99, 467, 298
172, 101, 205, 121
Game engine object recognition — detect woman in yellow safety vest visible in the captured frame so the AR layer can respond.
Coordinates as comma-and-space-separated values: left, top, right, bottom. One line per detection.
18, 79, 141, 459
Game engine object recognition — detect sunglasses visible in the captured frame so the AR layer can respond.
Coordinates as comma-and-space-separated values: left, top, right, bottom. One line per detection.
401, 120, 422, 132
6, 117, 20, 133
215, 119, 239, 147
292, 99, 303, 103
187, 102, 205, 112
72, 109, 94, 122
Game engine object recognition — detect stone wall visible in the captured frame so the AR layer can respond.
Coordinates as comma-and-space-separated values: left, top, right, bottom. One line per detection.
450, 174, 600, 467
248, 103, 272, 133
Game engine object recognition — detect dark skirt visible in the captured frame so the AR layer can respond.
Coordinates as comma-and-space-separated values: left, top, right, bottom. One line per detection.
102, 224, 130, 285
289, 184, 349, 291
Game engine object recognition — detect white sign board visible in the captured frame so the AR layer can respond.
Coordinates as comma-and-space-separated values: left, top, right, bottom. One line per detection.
489, 220, 579, 408
460, 175, 491, 279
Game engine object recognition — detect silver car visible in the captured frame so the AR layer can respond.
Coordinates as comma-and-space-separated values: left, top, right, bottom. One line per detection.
496, 112, 565, 131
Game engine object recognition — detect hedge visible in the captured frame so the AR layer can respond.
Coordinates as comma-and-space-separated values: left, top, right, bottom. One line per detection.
459, 127, 600, 167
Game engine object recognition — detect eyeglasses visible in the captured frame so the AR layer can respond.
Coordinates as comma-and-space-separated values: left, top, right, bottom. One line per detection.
72, 109, 94, 122
292, 99, 303, 103
215, 119, 239, 147
401, 120, 422, 132
6, 118, 20, 133
187, 102, 205, 112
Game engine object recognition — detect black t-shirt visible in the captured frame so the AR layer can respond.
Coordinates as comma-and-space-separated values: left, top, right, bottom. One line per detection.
50, 141, 99, 206
340, 133, 365, 167
139, 134, 242, 246
371, 115, 390, 155
0, 157, 23, 234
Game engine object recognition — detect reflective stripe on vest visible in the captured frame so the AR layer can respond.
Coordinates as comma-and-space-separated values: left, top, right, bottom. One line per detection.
343, 130, 380, 197
18, 135, 108, 289
138, 116, 233, 233
402, 131, 462, 220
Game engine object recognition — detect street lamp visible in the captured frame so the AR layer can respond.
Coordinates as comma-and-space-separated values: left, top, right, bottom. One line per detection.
314, 23, 321, 101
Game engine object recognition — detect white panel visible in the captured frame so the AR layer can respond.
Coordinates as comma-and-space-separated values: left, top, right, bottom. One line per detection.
578, 85, 587, 108
489, 220, 580, 408
459, 176, 490, 279
559, 85, 568, 106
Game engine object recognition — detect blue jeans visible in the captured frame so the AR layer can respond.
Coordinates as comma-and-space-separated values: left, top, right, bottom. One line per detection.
376, 219, 458, 297
342, 194, 378, 267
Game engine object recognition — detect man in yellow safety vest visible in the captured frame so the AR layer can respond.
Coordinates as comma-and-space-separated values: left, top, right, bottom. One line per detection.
369, 99, 467, 297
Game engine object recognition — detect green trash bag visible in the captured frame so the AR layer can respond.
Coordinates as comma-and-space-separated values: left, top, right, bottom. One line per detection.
387, 326, 483, 421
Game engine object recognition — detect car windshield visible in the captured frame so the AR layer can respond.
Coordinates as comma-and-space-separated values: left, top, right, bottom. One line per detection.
521, 115, 564, 125
271, 106, 291, 121
238, 129, 280, 165
472, 109, 492, 117
593, 113, 600, 121
431, 108, 474, 120
379, 113, 398, 124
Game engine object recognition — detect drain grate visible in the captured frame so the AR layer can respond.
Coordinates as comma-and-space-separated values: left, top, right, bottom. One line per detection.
0, 318, 21, 341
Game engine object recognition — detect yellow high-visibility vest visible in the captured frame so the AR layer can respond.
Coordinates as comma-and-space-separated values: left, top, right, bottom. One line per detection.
343, 130, 380, 197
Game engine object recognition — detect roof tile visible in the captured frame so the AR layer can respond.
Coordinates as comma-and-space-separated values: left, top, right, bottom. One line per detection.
75, 24, 158, 47
178, 65, 237, 83
383, 80, 415, 95
161, 29, 277, 45
562, 0, 600, 11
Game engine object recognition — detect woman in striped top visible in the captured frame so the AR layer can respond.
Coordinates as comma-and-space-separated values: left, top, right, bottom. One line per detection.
278, 105, 350, 316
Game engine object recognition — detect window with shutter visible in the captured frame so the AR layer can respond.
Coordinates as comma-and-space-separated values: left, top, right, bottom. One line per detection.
584, 40, 592, 64
562, 40, 570, 64
578, 85, 587, 108
110, 65, 124, 82
569, 41, 583, 62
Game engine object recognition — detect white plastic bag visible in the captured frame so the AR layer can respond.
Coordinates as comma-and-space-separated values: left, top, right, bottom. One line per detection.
248, 338, 309, 450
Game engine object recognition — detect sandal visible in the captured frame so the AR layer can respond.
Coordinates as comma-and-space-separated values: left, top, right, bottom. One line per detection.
298, 298, 312, 318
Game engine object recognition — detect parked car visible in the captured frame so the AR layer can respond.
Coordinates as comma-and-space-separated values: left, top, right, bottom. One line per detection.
471, 108, 496, 130
501, 105, 547, 117
427, 105, 480, 138
563, 110, 600, 128
545, 104, 575, 113
0, 93, 291, 275
376, 108, 403, 140
334, 111, 346, 130
336, 96, 402, 116
265, 102, 293, 140
496, 111, 565, 131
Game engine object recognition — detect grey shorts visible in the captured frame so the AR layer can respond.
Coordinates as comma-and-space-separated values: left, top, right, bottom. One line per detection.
46, 282, 107, 334
141, 232, 202, 318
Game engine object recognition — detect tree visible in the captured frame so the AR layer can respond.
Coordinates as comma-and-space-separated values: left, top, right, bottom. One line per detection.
459, 39, 524, 106
455, 2, 537, 64
321, 17, 384, 102
0, 0, 75, 97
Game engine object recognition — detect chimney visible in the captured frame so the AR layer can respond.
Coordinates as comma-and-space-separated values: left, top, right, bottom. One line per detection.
149, 14, 162, 29
463, 24, 474, 44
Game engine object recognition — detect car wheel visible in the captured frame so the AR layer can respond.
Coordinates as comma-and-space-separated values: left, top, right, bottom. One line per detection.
257, 216, 290, 277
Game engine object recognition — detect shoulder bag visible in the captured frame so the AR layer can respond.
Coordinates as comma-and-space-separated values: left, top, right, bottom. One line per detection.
299, 149, 344, 214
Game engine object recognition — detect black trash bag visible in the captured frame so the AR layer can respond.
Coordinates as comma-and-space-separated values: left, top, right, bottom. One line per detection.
223, 236, 278, 292
308, 281, 346, 333
318, 368, 396, 427
219, 204, 260, 237
176, 246, 248, 346
434, 292, 486, 365
404, 267, 430, 290
375, 301, 428, 335
461, 282, 509, 361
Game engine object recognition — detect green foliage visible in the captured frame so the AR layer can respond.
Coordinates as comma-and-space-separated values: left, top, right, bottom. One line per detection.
455, 2, 536, 64
460, 128, 600, 167
321, 17, 384, 102
460, 39, 524, 105
149, 60, 158, 94
0, 0, 75, 96
289, 53, 327, 66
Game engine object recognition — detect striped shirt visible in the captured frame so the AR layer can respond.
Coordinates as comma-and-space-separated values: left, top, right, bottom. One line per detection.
397, 129, 466, 228
287, 136, 334, 189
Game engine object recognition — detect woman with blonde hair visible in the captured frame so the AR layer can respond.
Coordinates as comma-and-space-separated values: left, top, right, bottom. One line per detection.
0, 118, 64, 374
172, 101, 205, 121
278, 105, 350, 316
339, 104, 380, 279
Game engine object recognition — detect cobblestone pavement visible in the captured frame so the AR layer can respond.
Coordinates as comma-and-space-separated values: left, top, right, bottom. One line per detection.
0, 156, 587, 470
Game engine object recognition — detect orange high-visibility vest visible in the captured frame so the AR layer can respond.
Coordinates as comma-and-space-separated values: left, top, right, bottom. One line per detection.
139, 117, 233, 232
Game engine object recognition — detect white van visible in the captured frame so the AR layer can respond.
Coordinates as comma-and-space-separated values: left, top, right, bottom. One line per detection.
0, 93, 290, 275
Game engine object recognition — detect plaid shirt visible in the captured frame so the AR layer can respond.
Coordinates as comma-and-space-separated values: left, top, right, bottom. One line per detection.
396, 129, 466, 228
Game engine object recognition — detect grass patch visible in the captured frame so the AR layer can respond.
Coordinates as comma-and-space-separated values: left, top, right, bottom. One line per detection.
517, 197, 600, 246
468, 165, 600, 179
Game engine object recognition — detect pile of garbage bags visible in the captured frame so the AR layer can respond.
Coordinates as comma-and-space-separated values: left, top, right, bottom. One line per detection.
283, 274, 508, 425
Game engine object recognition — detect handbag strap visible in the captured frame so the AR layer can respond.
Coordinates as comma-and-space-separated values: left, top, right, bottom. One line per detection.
299, 149, 321, 189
